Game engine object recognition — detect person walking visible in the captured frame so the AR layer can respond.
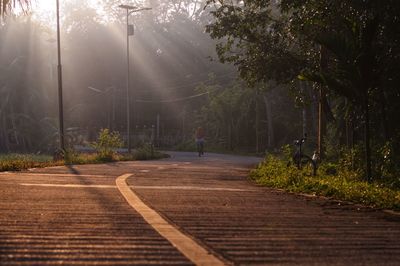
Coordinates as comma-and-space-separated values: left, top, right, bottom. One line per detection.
195, 127, 205, 157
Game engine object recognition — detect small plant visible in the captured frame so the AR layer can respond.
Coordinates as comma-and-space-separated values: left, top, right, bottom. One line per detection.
63, 148, 82, 164
337, 145, 365, 180
281, 144, 293, 161
91, 128, 123, 161
129, 143, 168, 160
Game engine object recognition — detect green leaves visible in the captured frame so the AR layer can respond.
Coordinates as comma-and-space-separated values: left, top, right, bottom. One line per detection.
251, 154, 400, 210
91, 128, 123, 161
206, 0, 302, 85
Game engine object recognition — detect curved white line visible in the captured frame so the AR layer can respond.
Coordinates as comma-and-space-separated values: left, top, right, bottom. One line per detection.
116, 174, 226, 266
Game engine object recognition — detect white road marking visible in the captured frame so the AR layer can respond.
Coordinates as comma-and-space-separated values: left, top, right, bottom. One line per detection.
19, 183, 254, 192
132, 185, 256, 192
139, 170, 150, 173
116, 174, 226, 266
1, 172, 110, 178
20, 183, 115, 188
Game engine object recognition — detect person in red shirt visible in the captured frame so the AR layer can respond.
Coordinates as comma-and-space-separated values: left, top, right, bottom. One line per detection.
195, 127, 205, 156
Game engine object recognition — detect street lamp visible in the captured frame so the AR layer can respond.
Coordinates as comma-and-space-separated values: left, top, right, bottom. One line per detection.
56, 0, 65, 152
118, 4, 151, 153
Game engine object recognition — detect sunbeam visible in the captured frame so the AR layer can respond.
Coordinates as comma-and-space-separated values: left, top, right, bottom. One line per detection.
0, 0, 237, 152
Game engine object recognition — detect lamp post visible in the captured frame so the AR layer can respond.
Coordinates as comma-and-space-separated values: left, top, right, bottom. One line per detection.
56, 0, 65, 152
118, 4, 151, 153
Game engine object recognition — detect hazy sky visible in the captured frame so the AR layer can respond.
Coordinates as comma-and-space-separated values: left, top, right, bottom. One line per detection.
28, 0, 123, 28
35, 0, 98, 13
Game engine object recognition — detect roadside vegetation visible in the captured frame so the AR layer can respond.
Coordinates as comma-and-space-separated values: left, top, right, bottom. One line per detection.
200, 1, 400, 212
0, 129, 167, 172
0, 154, 60, 172
251, 145, 400, 211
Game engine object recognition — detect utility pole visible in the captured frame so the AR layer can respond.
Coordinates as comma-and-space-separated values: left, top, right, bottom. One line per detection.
56, 0, 65, 152
118, 4, 151, 153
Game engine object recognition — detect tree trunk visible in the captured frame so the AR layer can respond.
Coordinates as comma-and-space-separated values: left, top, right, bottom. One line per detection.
364, 94, 372, 181
378, 89, 390, 141
228, 122, 233, 150
255, 93, 259, 153
0, 114, 7, 151
318, 86, 326, 158
307, 82, 318, 140
300, 82, 307, 136
263, 93, 274, 148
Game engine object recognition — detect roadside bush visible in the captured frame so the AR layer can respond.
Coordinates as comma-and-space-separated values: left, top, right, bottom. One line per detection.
335, 140, 400, 187
174, 140, 196, 152
319, 162, 338, 175
129, 143, 168, 160
374, 139, 400, 189
133, 143, 154, 160
281, 144, 293, 161
0, 154, 58, 171
63, 148, 81, 164
91, 128, 123, 161
251, 154, 400, 211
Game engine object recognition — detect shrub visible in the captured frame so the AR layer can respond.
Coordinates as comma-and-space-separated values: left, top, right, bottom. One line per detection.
129, 143, 168, 160
175, 140, 196, 152
251, 154, 400, 211
91, 129, 123, 161
63, 148, 81, 164
0, 154, 58, 171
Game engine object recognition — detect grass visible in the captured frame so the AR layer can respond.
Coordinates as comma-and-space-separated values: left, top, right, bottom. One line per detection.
64, 147, 169, 165
0, 148, 169, 172
251, 155, 400, 211
0, 154, 61, 171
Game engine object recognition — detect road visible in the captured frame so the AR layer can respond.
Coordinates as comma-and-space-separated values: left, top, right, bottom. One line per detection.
1, 151, 400, 265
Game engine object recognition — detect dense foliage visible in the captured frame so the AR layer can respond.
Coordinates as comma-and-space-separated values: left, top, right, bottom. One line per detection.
206, 0, 400, 181
251, 155, 400, 211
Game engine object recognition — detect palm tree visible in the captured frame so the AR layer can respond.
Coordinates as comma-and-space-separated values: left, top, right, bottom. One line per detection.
0, 0, 31, 15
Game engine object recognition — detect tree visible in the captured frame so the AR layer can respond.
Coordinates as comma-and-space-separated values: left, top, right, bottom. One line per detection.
205, 1, 313, 151
206, 0, 400, 180
205, 0, 305, 85
288, 0, 400, 181
0, 0, 31, 15
0, 18, 60, 152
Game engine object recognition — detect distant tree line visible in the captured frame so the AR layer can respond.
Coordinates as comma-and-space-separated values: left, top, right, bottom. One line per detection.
0, 0, 237, 152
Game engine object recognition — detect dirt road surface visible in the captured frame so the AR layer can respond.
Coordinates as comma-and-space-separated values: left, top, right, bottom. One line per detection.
1, 151, 399, 265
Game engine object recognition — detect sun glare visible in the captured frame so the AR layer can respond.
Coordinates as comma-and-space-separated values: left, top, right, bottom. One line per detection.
33, 0, 99, 25
35, 0, 98, 12
36, 0, 56, 13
